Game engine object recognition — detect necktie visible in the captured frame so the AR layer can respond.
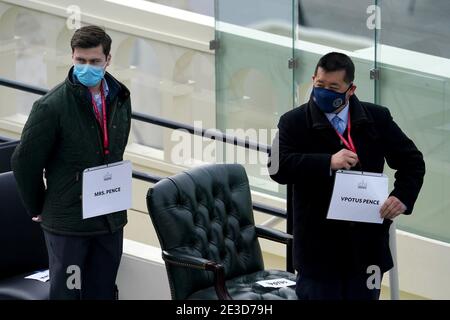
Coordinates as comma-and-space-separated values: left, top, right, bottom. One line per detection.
331, 115, 345, 135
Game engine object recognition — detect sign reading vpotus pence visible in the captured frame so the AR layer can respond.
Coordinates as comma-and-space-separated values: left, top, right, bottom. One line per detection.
82, 160, 132, 219
327, 170, 388, 224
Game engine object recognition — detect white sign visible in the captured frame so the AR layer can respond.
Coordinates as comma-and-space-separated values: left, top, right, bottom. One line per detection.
25, 270, 50, 282
327, 170, 388, 224
256, 278, 296, 288
82, 160, 132, 219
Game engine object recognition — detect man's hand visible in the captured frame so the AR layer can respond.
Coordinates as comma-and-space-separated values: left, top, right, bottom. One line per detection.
32, 215, 42, 223
380, 196, 407, 219
331, 149, 359, 170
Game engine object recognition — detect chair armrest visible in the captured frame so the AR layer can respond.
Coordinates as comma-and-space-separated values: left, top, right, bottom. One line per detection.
162, 250, 232, 300
255, 225, 293, 245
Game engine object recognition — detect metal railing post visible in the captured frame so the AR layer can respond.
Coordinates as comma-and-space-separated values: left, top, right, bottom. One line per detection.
286, 183, 294, 273
389, 220, 400, 299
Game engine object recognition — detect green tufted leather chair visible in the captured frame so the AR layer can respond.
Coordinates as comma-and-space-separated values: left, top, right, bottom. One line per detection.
146, 164, 297, 300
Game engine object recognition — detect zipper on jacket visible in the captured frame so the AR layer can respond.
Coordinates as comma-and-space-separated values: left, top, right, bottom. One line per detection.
93, 112, 105, 156
86, 99, 106, 159
88, 94, 123, 164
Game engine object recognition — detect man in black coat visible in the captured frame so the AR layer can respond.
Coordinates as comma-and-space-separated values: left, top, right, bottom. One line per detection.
268, 52, 425, 300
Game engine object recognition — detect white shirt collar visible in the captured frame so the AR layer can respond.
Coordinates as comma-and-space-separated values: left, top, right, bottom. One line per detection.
92, 79, 109, 97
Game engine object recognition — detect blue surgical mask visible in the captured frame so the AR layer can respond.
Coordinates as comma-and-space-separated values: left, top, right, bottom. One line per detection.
312, 84, 352, 113
73, 63, 106, 87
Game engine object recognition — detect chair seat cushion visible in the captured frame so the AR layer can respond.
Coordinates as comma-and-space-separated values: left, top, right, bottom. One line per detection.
188, 270, 297, 300
0, 272, 50, 300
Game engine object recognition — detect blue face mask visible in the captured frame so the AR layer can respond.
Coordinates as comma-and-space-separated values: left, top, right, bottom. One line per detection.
73, 63, 106, 87
312, 84, 352, 113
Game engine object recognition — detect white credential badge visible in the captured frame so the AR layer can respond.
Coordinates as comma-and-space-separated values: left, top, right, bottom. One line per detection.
327, 170, 388, 224
82, 160, 132, 219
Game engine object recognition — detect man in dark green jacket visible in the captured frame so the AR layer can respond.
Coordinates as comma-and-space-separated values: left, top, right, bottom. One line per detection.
11, 26, 131, 300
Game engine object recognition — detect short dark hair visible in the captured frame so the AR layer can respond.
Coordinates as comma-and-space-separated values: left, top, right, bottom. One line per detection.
70, 25, 112, 57
314, 52, 355, 84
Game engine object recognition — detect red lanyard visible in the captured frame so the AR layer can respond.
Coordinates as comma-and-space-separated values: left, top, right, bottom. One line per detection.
333, 111, 357, 154
90, 85, 109, 155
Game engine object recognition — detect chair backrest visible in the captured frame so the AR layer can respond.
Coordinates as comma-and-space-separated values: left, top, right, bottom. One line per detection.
147, 164, 264, 300
0, 172, 48, 279
0, 141, 18, 174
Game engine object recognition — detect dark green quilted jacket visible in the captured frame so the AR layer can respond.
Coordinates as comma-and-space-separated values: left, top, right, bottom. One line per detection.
11, 67, 132, 235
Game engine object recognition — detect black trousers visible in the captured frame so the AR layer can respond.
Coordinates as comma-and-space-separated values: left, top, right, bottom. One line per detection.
43, 228, 123, 300
295, 271, 382, 300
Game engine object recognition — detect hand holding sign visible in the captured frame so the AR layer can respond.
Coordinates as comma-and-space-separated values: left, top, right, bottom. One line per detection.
380, 196, 407, 219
